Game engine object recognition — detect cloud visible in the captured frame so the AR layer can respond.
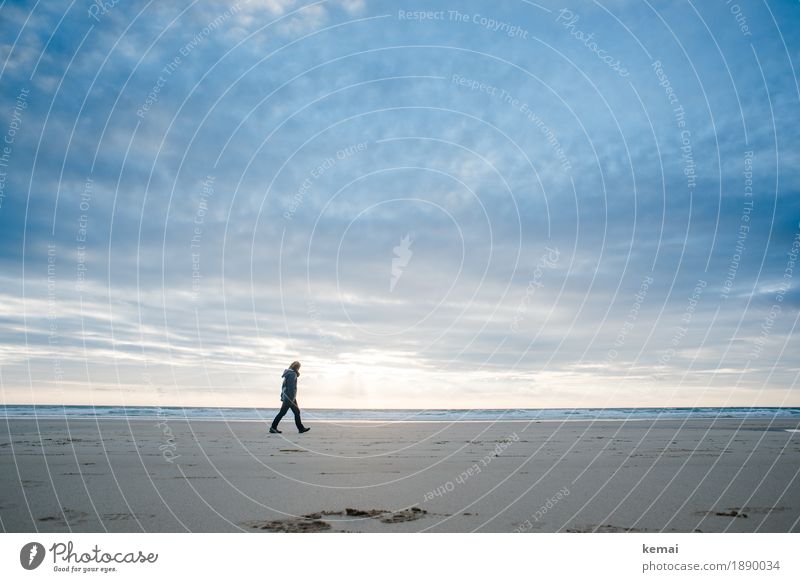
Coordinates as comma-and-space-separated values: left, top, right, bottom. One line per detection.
0, 0, 797, 408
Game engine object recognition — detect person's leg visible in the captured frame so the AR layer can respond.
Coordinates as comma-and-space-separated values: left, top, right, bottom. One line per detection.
271, 401, 291, 429
289, 401, 305, 430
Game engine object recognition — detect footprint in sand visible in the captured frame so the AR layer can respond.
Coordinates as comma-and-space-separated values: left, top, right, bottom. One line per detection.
245, 518, 332, 532
565, 524, 653, 532
103, 513, 135, 521
244, 507, 428, 531
694, 508, 749, 518
37, 507, 90, 526
378, 507, 427, 523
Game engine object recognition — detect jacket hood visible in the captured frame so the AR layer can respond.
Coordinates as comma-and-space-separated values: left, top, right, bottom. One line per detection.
282, 368, 296, 378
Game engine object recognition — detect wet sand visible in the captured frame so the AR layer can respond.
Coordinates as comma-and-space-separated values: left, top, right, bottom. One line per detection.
1, 417, 798, 532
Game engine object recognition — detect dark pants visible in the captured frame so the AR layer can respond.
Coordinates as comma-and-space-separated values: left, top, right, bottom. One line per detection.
271, 400, 304, 430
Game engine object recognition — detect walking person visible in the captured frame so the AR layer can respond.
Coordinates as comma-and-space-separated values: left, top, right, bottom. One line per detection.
270, 361, 310, 434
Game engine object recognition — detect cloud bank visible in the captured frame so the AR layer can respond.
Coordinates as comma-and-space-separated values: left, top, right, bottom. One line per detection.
0, 0, 798, 409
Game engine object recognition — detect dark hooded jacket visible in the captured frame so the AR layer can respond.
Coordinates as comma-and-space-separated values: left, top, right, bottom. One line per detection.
281, 368, 298, 403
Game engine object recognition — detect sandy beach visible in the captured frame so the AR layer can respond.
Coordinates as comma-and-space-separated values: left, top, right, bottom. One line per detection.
1, 417, 798, 533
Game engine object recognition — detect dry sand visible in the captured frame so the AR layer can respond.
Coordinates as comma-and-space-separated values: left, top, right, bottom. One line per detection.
1, 417, 798, 532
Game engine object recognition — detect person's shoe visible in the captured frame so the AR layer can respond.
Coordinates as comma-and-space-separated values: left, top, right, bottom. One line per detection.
269, 427, 282, 434
299, 427, 311, 433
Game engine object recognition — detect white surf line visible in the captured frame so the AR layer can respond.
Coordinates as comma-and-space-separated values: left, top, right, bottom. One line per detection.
0, 416, 784, 423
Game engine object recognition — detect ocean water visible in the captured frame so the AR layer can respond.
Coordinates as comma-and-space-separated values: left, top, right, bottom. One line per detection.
1, 405, 798, 422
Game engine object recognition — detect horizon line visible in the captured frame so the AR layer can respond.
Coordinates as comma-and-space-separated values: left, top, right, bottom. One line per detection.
2, 403, 799, 411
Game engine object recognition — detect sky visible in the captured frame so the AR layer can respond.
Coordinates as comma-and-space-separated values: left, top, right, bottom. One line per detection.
0, 0, 798, 409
